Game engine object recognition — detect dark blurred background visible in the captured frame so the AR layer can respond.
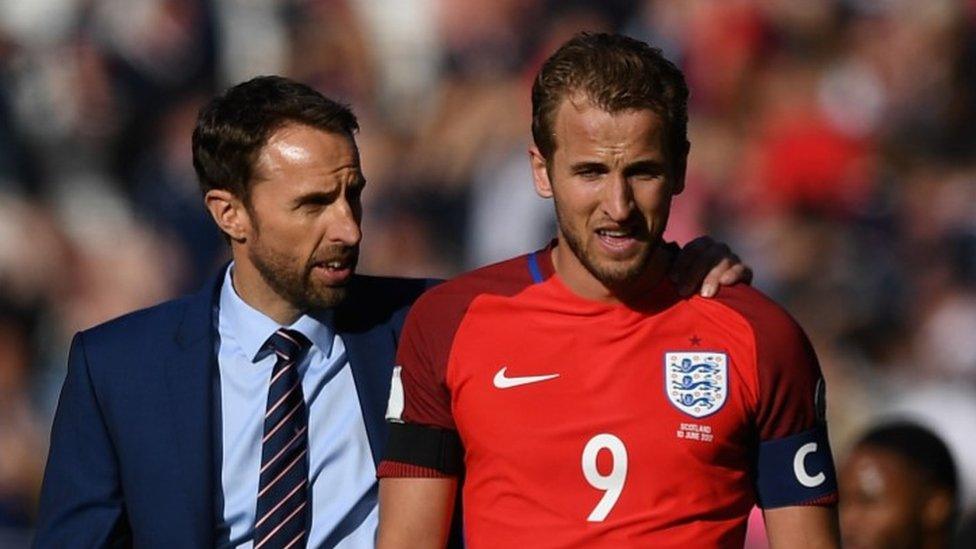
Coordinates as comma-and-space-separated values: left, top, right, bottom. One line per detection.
0, 0, 974, 546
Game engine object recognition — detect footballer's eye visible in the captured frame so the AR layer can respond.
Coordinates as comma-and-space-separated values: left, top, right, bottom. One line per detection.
630, 172, 662, 183
573, 164, 606, 180
625, 162, 665, 181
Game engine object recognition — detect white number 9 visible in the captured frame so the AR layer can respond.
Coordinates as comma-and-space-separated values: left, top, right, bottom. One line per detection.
581, 433, 628, 522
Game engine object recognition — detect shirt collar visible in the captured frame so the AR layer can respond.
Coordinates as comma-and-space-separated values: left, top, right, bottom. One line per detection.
220, 264, 336, 363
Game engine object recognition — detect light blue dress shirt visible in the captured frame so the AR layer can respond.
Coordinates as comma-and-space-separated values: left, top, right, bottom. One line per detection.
215, 266, 378, 548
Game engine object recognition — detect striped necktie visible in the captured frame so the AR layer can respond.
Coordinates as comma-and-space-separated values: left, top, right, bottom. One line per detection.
254, 328, 312, 549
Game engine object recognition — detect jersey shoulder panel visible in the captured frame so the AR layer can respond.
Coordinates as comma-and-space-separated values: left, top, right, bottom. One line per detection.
392, 253, 540, 430
704, 285, 837, 508
706, 284, 824, 441
405, 252, 541, 344
419, 253, 540, 304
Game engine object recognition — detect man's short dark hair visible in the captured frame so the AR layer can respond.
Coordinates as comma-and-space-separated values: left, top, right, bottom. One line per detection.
857, 422, 958, 521
531, 32, 689, 167
192, 75, 359, 202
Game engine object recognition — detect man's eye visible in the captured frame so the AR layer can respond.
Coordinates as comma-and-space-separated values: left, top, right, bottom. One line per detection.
631, 172, 662, 182
300, 202, 325, 214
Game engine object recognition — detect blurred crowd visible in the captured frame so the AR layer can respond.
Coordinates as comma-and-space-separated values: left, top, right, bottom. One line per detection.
1, 0, 974, 545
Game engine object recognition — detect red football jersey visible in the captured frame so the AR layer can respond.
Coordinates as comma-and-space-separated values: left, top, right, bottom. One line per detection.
379, 244, 837, 548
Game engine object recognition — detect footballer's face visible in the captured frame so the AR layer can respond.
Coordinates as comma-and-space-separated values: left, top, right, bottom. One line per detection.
530, 98, 684, 300
212, 123, 364, 321
839, 446, 929, 549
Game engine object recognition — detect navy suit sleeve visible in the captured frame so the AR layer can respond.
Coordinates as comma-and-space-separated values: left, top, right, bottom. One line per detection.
34, 332, 131, 548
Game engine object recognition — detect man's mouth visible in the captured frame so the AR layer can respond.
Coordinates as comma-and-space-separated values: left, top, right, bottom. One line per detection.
310, 256, 356, 284
321, 259, 352, 270
595, 227, 641, 252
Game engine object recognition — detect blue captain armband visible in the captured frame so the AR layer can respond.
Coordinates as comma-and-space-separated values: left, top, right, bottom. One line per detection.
755, 425, 838, 508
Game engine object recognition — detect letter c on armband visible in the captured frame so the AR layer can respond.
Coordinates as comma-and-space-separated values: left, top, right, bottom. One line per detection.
793, 442, 826, 488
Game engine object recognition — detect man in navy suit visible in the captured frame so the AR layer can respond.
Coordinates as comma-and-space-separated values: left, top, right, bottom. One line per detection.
34, 76, 749, 548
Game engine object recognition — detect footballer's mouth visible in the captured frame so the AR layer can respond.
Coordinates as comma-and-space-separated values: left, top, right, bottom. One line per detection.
594, 226, 646, 254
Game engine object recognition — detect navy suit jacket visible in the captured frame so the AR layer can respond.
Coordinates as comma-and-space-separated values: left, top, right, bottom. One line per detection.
35, 270, 437, 548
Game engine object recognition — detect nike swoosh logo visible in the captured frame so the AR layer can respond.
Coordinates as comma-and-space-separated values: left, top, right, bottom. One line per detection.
493, 367, 560, 389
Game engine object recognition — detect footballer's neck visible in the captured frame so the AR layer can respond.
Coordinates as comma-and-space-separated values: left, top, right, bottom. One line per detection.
551, 236, 670, 306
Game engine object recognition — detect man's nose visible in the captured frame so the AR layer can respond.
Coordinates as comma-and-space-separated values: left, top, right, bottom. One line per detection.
603, 174, 634, 222
327, 199, 362, 246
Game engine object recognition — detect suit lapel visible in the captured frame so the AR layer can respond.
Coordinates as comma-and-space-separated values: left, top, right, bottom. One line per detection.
161, 271, 222, 545
340, 326, 395, 466
336, 280, 396, 466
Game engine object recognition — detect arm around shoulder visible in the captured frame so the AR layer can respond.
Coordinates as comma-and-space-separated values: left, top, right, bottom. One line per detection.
34, 332, 130, 548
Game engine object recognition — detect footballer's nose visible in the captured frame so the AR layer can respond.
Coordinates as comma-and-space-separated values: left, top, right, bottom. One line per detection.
603, 174, 635, 223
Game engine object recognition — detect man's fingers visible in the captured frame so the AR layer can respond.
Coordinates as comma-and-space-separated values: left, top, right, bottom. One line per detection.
671, 238, 753, 298
669, 236, 713, 283
719, 263, 750, 286
699, 257, 737, 298
678, 244, 728, 297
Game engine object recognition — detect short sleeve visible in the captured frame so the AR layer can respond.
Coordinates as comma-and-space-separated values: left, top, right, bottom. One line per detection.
388, 301, 456, 430
378, 290, 469, 478
751, 306, 838, 508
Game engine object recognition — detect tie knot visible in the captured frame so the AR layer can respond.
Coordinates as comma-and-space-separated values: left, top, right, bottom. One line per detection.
266, 328, 311, 363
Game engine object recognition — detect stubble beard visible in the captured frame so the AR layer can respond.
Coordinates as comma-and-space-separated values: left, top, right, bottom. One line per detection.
554, 205, 656, 290
248, 236, 357, 312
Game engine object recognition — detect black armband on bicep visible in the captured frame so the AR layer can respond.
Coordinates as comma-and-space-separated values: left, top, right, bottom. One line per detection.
384, 422, 464, 475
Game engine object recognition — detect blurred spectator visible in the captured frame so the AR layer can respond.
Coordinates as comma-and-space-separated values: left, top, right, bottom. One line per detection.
880, 384, 976, 513
0, 300, 44, 530
840, 422, 958, 549
130, 93, 225, 290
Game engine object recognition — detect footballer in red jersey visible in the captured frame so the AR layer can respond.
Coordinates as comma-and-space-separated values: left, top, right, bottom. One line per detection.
377, 33, 839, 549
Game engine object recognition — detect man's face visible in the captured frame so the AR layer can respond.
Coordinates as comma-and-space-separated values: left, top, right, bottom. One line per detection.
244, 123, 363, 310
531, 98, 684, 291
839, 446, 927, 549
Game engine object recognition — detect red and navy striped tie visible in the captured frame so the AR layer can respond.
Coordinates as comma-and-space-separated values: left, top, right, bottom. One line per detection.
254, 328, 312, 549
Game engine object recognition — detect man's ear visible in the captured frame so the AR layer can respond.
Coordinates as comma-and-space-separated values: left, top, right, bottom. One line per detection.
204, 189, 251, 242
921, 488, 954, 531
530, 146, 553, 198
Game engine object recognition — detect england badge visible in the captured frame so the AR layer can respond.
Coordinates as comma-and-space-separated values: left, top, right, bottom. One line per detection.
665, 352, 728, 418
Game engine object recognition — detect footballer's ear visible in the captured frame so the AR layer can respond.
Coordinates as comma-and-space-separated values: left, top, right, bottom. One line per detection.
529, 146, 553, 198
204, 189, 251, 243
670, 140, 690, 196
